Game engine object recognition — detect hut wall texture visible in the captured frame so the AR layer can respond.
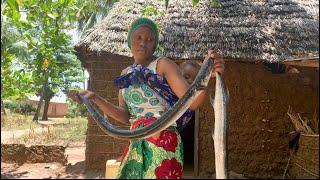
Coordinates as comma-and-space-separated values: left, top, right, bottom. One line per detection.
29, 101, 68, 117
82, 54, 132, 170
81, 55, 318, 178
198, 61, 319, 178
46, 103, 68, 117
287, 134, 319, 178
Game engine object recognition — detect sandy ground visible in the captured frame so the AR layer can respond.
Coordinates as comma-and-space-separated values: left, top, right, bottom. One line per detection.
1, 142, 246, 179
1, 143, 104, 179
1, 119, 104, 179
1, 121, 246, 179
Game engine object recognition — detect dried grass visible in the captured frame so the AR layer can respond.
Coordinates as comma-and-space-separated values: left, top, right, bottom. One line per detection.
287, 106, 318, 134
77, 0, 319, 62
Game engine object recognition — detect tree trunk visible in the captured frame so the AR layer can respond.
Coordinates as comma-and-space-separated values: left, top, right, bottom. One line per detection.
1, 99, 6, 115
33, 94, 44, 121
41, 98, 50, 121
33, 85, 46, 121
1, 83, 6, 115
82, 68, 85, 90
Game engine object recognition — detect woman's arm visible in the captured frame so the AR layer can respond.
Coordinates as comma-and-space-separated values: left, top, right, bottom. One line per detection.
90, 92, 130, 125
67, 68, 131, 125
90, 68, 130, 125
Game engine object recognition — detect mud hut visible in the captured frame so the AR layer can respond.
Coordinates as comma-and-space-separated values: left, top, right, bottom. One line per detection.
75, 0, 319, 178
28, 95, 68, 117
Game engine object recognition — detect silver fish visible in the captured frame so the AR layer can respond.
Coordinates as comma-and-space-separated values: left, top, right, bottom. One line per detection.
78, 57, 213, 140
210, 72, 229, 179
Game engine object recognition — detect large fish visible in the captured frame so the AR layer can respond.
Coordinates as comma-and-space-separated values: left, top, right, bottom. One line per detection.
210, 72, 229, 179
78, 57, 213, 140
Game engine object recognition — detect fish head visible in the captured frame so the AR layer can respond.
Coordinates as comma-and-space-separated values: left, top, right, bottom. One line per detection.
192, 57, 213, 89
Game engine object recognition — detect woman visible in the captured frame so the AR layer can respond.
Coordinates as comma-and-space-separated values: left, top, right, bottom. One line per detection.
68, 17, 224, 179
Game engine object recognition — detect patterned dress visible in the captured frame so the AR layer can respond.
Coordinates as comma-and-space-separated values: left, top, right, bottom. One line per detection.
116, 59, 184, 179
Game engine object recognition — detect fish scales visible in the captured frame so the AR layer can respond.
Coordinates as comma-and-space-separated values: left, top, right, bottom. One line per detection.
211, 72, 229, 179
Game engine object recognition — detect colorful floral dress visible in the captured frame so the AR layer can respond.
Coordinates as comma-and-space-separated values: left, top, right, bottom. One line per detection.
115, 59, 184, 179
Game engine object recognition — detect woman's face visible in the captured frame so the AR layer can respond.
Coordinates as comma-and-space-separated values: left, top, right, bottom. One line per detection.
181, 64, 198, 84
131, 26, 155, 65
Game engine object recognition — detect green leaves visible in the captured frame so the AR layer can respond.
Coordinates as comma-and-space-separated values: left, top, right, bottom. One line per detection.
7, 0, 19, 11
47, 13, 57, 19
141, 4, 163, 17
11, 10, 21, 21
165, 0, 221, 8
192, 0, 200, 6
211, 0, 221, 8
4, 0, 21, 21
1, 0, 83, 102
74, 0, 117, 34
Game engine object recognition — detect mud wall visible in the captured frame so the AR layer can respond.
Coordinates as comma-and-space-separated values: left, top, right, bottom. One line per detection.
79, 52, 132, 170
1, 144, 67, 165
79, 51, 319, 177
198, 61, 319, 178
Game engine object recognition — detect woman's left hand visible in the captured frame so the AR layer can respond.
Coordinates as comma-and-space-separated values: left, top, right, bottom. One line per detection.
206, 50, 225, 78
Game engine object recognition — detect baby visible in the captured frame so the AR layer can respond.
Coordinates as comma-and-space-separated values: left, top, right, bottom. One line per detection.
179, 61, 201, 84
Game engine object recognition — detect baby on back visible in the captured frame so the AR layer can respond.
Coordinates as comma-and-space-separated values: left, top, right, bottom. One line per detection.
179, 61, 201, 84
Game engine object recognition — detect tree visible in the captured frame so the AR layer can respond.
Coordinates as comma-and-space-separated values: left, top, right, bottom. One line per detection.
1, 9, 33, 115
74, 0, 118, 37
165, 0, 221, 9
3, 0, 83, 120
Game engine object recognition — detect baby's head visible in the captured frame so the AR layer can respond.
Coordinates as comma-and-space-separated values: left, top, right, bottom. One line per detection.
180, 61, 201, 84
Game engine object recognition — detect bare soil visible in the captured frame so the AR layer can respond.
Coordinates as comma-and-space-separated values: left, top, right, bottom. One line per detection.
1, 142, 104, 179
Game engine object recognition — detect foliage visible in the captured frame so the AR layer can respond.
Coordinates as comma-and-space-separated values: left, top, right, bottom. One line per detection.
165, 0, 221, 9
141, 3, 164, 17
2, 0, 83, 104
1, 16, 32, 100
74, 0, 118, 37
15, 101, 36, 114
66, 99, 87, 118
211, 0, 221, 8
3, 100, 36, 115
3, 100, 19, 110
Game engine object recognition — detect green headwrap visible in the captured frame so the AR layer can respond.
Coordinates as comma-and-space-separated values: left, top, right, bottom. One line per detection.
127, 17, 159, 50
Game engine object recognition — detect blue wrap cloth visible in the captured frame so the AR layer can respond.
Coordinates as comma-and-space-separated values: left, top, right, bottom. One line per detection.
114, 64, 194, 132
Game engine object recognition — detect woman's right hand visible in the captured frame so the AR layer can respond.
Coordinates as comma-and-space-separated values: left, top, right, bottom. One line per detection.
67, 90, 95, 104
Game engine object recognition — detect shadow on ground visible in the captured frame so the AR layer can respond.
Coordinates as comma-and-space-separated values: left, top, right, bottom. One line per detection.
63, 161, 103, 179
1, 164, 28, 179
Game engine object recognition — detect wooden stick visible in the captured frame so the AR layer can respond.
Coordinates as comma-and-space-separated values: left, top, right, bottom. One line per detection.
282, 57, 319, 68
312, 109, 319, 134
282, 156, 291, 179
297, 113, 314, 134
287, 107, 304, 132
293, 162, 319, 178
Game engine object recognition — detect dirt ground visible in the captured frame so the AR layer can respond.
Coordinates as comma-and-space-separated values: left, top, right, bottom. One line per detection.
1, 142, 104, 179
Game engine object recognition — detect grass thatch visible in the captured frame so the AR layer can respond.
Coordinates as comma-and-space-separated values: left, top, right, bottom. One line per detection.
287, 106, 318, 134
77, 0, 319, 62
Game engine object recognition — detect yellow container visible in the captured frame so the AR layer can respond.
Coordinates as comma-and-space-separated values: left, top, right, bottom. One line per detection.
105, 160, 121, 179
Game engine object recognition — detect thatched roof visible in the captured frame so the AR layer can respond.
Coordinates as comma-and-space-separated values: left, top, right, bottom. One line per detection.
76, 0, 319, 62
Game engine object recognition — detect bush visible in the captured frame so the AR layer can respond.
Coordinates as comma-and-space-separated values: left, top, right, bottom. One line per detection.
3, 100, 19, 110
66, 99, 87, 118
3, 100, 36, 115
16, 102, 36, 115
